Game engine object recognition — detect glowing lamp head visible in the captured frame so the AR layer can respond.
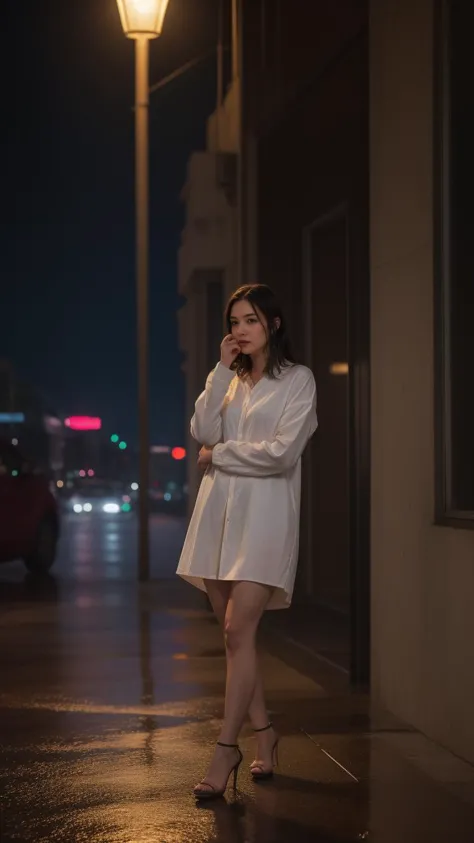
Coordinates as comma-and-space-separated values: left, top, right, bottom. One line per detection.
116, 0, 170, 39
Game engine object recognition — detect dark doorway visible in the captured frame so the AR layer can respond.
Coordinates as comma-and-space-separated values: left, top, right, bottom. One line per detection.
302, 204, 370, 684
307, 209, 350, 613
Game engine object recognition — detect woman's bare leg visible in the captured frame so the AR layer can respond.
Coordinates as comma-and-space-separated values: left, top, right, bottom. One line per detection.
205, 579, 269, 730
219, 581, 272, 742
195, 581, 271, 793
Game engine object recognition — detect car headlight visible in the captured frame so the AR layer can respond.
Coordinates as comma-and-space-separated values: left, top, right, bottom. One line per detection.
73, 503, 83, 514
83, 503, 92, 512
103, 502, 120, 514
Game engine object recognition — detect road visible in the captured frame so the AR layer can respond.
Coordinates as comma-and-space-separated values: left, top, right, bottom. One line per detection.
1, 514, 474, 842
58, 509, 187, 581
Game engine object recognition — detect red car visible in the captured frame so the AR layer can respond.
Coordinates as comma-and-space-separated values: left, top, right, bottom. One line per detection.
0, 438, 60, 573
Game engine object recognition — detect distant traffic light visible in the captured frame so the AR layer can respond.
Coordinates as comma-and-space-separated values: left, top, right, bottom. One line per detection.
171, 447, 186, 461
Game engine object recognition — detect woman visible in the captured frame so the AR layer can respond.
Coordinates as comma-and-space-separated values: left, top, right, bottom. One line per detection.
176, 283, 318, 799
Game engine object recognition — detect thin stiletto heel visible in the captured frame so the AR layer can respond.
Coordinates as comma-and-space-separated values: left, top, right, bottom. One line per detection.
194, 741, 243, 800
251, 722, 280, 781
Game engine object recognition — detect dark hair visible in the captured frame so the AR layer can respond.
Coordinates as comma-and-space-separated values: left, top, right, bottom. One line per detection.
225, 283, 296, 378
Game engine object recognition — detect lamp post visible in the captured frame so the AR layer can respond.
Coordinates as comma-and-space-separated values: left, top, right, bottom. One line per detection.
116, 0, 171, 581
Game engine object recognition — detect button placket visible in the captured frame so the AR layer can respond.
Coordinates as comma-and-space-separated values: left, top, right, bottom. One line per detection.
237, 391, 250, 441
226, 476, 235, 523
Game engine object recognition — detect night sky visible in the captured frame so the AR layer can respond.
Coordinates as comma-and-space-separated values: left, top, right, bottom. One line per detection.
2, 0, 220, 447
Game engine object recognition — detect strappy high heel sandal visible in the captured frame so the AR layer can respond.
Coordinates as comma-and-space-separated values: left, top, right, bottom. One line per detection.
193, 741, 243, 800
250, 722, 280, 780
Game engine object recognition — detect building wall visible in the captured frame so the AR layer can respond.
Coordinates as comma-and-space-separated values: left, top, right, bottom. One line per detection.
370, 0, 474, 763
245, 2, 369, 623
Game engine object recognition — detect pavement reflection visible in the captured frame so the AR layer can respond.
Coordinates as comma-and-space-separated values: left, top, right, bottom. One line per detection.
0, 513, 473, 842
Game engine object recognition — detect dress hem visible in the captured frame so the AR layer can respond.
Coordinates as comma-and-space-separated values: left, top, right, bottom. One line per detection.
176, 571, 291, 611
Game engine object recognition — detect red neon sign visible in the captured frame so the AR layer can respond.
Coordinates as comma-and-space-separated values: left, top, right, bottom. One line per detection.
65, 416, 102, 431
171, 447, 186, 461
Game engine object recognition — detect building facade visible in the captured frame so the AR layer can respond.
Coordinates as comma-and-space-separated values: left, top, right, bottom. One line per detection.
0, 359, 64, 479
370, 0, 474, 765
178, 0, 474, 765
178, 79, 240, 504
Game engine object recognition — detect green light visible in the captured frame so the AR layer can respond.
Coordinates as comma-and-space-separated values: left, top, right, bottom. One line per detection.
110, 434, 119, 443
12, 470, 19, 477
122, 502, 131, 512
119, 441, 127, 450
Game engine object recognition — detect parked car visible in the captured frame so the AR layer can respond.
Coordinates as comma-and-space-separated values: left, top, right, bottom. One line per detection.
0, 438, 60, 573
60, 478, 133, 516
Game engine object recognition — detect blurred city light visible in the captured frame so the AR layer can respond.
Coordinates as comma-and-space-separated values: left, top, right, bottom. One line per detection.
110, 434, 119, 443
0, 413, 25, 424
57, 480, 64, 489
103, 503, 120, 514
79, 470, 86, 478
83, 503, 93, 512
87, 469, 95, 477
65, 416, 102, 431
11, 438, 18, 446
118, 441, 127, 450
131, 482, 139, 491
171, 446, 186, 460
44, 415, 62, 431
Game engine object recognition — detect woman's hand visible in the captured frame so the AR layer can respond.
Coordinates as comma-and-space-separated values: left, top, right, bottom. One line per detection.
220, 334, 241, 369
197, 446, 214, 471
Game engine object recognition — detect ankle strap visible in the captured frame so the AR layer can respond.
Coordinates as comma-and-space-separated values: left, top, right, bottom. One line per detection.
253, 722, 273, 733
217, 740, 239, 748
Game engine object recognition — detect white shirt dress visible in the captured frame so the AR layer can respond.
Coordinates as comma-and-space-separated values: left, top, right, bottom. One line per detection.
176, 361, 318, 610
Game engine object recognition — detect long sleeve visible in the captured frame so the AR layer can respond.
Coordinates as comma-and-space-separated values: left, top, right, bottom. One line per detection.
212, 369, 317, 477
190, 362, 235, 446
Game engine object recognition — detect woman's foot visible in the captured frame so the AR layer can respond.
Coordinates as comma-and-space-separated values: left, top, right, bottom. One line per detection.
194, 741, 242, 799
250, 723, 279, 779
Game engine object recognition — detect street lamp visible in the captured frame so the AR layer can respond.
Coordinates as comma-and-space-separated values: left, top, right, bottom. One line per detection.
116, 0, 171, 581
116, 0, 170, 38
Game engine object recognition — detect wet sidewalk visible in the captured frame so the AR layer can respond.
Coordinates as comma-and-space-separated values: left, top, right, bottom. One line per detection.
1, 572, 474, 842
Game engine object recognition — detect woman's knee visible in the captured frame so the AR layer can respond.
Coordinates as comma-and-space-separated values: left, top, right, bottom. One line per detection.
223, 582, 270, 652
224, 616, 254, 653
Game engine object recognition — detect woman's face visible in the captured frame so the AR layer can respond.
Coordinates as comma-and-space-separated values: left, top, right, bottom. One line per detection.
229, 299, 268, 357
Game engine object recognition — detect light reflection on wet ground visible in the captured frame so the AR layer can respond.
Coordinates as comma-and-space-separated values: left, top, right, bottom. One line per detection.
1, 513, 474, 842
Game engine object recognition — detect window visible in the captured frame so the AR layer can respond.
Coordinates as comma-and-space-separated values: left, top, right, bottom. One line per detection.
435, 0, 474, 523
